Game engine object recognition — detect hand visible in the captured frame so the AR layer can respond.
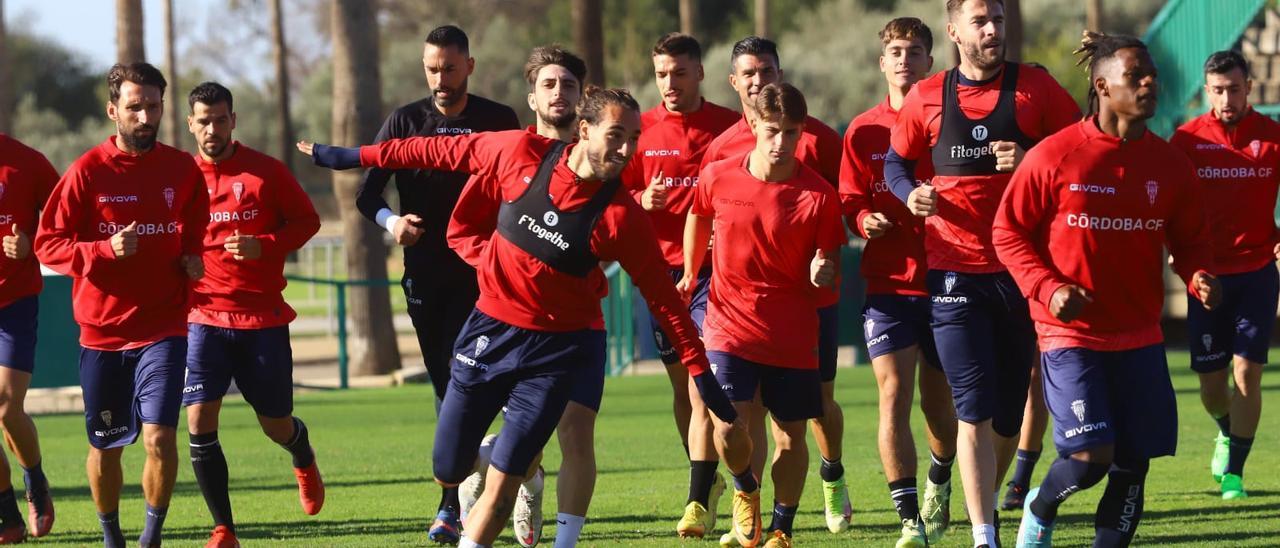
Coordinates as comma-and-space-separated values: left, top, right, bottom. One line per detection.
675, 273, 695, 303
1273, 242, 1280, 260
861, 212, 895, 239
1049, 284, 1092, 322
181, 254, 204, 280
224, 229, 262, 260
992, 140, 1026, 173
1194, 271, 1222, 310
692, 371, 739, 424
907, 183, 938, 217
110, 221, 138, 258
296, 141, 314, 156
810, 249, 837, 288
640, 171, 668, 211
393, 214, 425, 246
2, 225, 30, 260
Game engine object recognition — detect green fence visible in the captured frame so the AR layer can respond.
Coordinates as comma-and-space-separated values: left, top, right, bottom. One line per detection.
33, 274, 80, 389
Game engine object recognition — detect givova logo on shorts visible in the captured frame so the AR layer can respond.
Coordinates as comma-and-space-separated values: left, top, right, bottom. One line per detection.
933, 272, 968, 303
93, 410, 130, 438
1064, 398, 1108, 439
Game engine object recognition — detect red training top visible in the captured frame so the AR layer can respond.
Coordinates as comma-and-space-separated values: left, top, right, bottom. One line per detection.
359, 130, 710, 374
693, 153, 846, 369
189, 142, 321, 329
0, 134, 59, 308
892, 64, 1080, 273
35, 137, 208, 350
993, 118, 1214, 352
621, 99, 740, 267
840, 97, 933, 296
1170, 109, 1280, 275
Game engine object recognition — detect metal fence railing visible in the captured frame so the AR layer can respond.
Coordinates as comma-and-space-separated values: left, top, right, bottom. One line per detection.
284, 274, 397, 389
602, 262, 636, 376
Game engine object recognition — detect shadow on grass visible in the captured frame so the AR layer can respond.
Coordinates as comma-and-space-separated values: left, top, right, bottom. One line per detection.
49, 475, 429, 501
50, 516, 428, 543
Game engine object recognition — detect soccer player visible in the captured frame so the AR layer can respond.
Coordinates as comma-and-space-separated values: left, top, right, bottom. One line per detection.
680, 82, 846, 548
0, 134, 59, 542
840, 17, 957, 547
702, 36, 851, 533
994, 32, 1221, 547
300, 86, 737, 548
1170, 50, 1279, 501
352, 26, 519, 542
884, 1, 1079, 544
182, 82, 323, 548
618, 32, 739, 539
34, 62, 208, 548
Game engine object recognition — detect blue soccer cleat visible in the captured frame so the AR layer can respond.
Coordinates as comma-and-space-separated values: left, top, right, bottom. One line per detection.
428, 508, 462, 544
1016, 487, 1054, 548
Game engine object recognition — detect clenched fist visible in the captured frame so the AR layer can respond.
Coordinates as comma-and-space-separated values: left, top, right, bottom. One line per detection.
907, 183, 938, 217
810, 248, 837, 288
2, 225, 30, 260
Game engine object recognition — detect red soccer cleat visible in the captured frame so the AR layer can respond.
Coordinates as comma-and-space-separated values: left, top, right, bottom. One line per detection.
24, 490, 52, 538
294, 461, 325, 515
205, 525, 239, 548
0, 523, 23, 544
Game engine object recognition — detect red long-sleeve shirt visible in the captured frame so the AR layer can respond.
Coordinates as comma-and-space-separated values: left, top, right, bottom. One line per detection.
893, 64, 1080, 273
359, 130, 711, 374
993, 118, 1214, 352
840, 98, 933, 296
0, 135, 59, 308
621, 99, 740, 267
1170, 109, 1280, 275
35, 137, 208, 350
189, 143, 320, 329
693, 154, 846, 369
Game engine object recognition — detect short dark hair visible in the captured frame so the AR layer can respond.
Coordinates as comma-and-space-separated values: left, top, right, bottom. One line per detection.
880, 17, 933, 53
1074, 31, 1148, 115
188, 81, 234, 112
754, 82, 807, 124
946, 0, 1004, 18
425, 25, 469, 54
653, 32, 702, 62
730, 36, 780, 70
1204, 50, 1250, 79
577, 85, 640, 126
524, 45, 588, 87
107, 62, 167, 104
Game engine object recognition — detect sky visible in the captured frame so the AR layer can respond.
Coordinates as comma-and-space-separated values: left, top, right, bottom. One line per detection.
8, 0, 195, 71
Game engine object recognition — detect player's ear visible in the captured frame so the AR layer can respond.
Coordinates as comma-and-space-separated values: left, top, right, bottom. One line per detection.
527, 92, 537, 113
1095, 75, 1109, 100
230, 112, 237, 131
106, 100, 118, 122
926, 55, 935, 72
696, 64, 704, 82
466, 56, 476, 77
577, 118, 591, 142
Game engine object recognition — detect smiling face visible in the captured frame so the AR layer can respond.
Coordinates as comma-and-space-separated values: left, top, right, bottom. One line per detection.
108, 81, 163, 153
577, 104, 642, 180
729, 53, 781, 110
880, 37, 933, 91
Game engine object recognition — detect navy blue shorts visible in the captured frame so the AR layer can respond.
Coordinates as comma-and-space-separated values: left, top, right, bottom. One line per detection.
185, 323, 295, 418
818, 304, 839, 382
80, 337, 185, 449
1187, 263, 1279, 372
1041, 344, 1177, 461
928, 270, 1035, 437
706, 351, 823, 422
432, 310, 606, 482
862, 293, 940, 369
652, 267, 711, 366
0, 295, 38, 373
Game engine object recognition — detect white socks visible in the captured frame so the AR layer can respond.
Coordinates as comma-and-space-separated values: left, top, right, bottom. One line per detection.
552, 513, 585, 547
972, 523, 997, 547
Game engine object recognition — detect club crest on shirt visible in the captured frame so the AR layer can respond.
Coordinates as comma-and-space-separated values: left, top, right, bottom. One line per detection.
1202, 334, 1213, 352
1071, 399, 1087, 423
100, 410, 113, 427
1145, 180, 1158, 206
163, 187, 175, 210
944, 272, 957, 294
404, 278, 414, 297
475, 335, 490, 357
232, 181, 244, 202
1251, 140, 1262, 158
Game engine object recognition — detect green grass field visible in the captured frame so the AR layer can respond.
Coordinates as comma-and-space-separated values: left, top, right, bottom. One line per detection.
19, 351, 1280, 546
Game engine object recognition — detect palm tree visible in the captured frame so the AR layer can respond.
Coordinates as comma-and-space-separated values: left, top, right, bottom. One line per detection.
1005, 0, 1022, 62
755, 0, 768, 38
163, 0, 181, 147
679, 0, 697, 37
116, 0, 145, 63
572, 0, 604, 86
0, 0, 10, 135
1087, 0, 1104, 32
270, 0, 295, 171
330, 0, 401, 375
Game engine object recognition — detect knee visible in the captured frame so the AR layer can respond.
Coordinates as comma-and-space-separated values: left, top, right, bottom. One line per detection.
143, 428, 177, 459
1235, 360, 1264, 387
0, 392, 24, 425
772, 424, 806, 453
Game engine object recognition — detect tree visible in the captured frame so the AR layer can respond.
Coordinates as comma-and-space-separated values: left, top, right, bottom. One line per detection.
679, 0, 698, 37
162, 0, 181, 147
754, 0, 768, 37
0, 0, 10, 135
270, 0, 296, 171
572, 0, 604, 86
330, 0, 401, 375
116, 0, 145, 63
1005, 0, 1022, 62
1086, 0, 1103, 32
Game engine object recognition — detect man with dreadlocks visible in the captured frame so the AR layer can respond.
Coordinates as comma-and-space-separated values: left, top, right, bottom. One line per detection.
884, 1, 1079, 545
993, 32, 1221, 547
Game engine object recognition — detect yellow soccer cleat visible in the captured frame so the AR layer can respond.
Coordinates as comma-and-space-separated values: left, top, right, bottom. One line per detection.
762, 529, 792, 548
677, 501, 710, 538
730, 489, 762, 548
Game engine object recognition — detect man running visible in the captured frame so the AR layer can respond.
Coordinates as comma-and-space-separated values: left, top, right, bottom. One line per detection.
884, 1, 1079, 544
702, 36, 851, 533
182, 82, 323, 548
1170, 50, 1279, 501
995, 32, 1221, 547
353, 25, 519, 542
840, 17, 956, 547
35, 62, 208, 548
300, 86, 737, 548
618, 32, 739, 539
681, 82, 846, 548
0, 133, 59, 542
